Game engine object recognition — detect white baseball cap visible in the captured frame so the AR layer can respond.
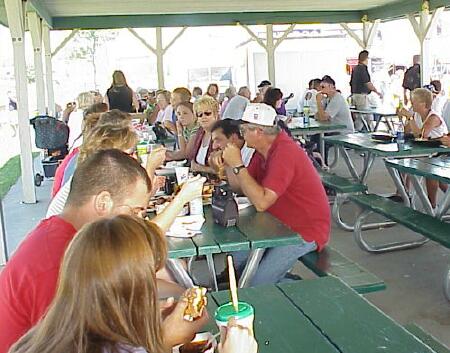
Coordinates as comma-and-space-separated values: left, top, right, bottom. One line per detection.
242, 103, 277, 126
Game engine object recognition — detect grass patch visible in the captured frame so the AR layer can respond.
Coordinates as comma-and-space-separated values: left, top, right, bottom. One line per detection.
0, 153, 39, 200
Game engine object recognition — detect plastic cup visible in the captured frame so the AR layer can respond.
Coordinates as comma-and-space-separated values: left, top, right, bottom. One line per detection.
215, 301, 254, 341
175, 167, 189, 185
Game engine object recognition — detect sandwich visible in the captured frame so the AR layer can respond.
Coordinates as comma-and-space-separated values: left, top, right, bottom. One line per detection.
183, 286, 208, 321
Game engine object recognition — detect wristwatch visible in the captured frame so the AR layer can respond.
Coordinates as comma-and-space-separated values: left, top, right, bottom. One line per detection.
232, 165, 246, 175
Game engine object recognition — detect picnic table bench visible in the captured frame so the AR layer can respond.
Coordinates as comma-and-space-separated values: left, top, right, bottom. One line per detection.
348, 192, 450, 300
204, 277, 438, 353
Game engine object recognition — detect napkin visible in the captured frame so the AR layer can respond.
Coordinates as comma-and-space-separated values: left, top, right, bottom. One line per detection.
166, 215, 205, 238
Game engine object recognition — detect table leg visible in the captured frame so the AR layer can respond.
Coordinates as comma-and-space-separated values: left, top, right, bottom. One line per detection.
166, 259, 195, 288
373, 114, 381, 132
319, 132, 325, 158
360, 153, 375, 184
328, 145, 340, 170
206, 254, 218, 292
410, 175, 435, 216
340, 147, 361, 181
386, 166, 411, 207
444, 267, 450, 301
354, 210, 429, 253
238, 248, 265, 288
436, 189, 450, 219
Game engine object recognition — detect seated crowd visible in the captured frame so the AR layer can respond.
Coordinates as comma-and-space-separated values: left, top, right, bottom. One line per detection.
1, 67, 449, 353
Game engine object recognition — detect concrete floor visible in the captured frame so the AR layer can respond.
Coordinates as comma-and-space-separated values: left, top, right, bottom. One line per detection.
2, 152, 450, 348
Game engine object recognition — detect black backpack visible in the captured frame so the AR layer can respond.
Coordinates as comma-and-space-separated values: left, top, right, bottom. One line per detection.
152, 122, 168, 141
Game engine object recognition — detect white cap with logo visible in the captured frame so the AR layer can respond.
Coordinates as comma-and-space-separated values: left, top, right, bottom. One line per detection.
242, 103, 277, 127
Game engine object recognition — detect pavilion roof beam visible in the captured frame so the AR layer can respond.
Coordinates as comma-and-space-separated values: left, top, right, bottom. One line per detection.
127, 28, 157, 54
240, 23, 295, 85
27, 0, 52, 28
51, 29, 79, 56
127, 27, 187, 89
407, 2, 445, 85
340, 16, 380, 50
28, 11, 46, 115
5, 0, 36, 204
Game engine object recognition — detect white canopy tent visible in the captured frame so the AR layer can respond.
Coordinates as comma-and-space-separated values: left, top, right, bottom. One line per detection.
0, 0, 449, 264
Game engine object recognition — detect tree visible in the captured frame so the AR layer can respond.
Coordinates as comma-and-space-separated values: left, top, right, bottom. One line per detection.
70, 30, 118, 89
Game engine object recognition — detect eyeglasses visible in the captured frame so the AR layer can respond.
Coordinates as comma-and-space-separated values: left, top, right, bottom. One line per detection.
117, 204, 148, 219
196, 111, 213, 118
239, 124, 258, 135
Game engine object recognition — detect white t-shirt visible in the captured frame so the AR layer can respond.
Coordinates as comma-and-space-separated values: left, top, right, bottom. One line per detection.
46, 178, 71, 218
67, 109, 84, 149
325, 93, 355, 133
156, 105, 174, 123
413, 110, 448, 139
241, 143, 255, 167
196, 143, 209, 165
222, 95, 249, 120
298, 89, 319, 115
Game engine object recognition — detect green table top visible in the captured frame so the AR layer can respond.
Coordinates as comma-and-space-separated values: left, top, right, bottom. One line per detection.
167, 206, 300, 258
289, 118, 347, 135
349, 107, 397, 116
324, 133, 450, 157
385, 157, 450, 184
206, 277, 436, 353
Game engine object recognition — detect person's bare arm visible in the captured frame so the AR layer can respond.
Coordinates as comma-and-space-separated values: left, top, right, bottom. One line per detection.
132, 90, 139, 113
147, 106, 160, 125
404, 117, 421, 137
152, 176, 205, 232
422, 115, 442, 139
367, 82, 382, 97
190, 160, 216, 175
315, 93, 330, 121
168, 136, 196, 161
222, 144, 277, 212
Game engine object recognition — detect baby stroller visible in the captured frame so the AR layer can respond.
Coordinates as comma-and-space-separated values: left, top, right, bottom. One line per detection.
30, 115, 69, 186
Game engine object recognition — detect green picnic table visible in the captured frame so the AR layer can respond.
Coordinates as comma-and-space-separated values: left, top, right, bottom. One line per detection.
288, 118, 347, 160
322, 133, 449, 231
324, 133, 449, 184
166, 206, 300, 290
205, 277, 438, 353
349, 107, 397, 133
385, 157, 450, 218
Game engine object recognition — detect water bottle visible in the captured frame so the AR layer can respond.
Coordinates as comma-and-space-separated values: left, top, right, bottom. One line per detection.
396, 124, 405, 145
303, 101, 310, 126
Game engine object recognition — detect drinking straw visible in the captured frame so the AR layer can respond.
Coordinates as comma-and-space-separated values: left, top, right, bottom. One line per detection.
227, 255, 239, 312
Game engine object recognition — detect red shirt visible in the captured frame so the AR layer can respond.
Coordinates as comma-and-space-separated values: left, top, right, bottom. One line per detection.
51, 148, 79, 197
0, 216, 76, 353
247, 131, 330, 250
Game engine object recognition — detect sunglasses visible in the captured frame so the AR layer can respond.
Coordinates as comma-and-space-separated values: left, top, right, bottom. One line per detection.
196, 111, 213, 118
239, 124, 258, 135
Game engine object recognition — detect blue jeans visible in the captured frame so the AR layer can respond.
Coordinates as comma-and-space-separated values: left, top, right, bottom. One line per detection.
232, 241, 317, 286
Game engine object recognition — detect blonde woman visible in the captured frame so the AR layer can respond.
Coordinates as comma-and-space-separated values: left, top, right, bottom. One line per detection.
46, 124, 138, 218
105, 70, 139, 113
398, 88, 449, 208
188, 96, 219, 174
9, 215, 256, 353
67, 91, 96, 149
399, 88, 448, 139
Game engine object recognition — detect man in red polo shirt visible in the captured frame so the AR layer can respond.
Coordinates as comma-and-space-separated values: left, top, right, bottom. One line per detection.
222, 103, 331, 285
0, 149, 206, 353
